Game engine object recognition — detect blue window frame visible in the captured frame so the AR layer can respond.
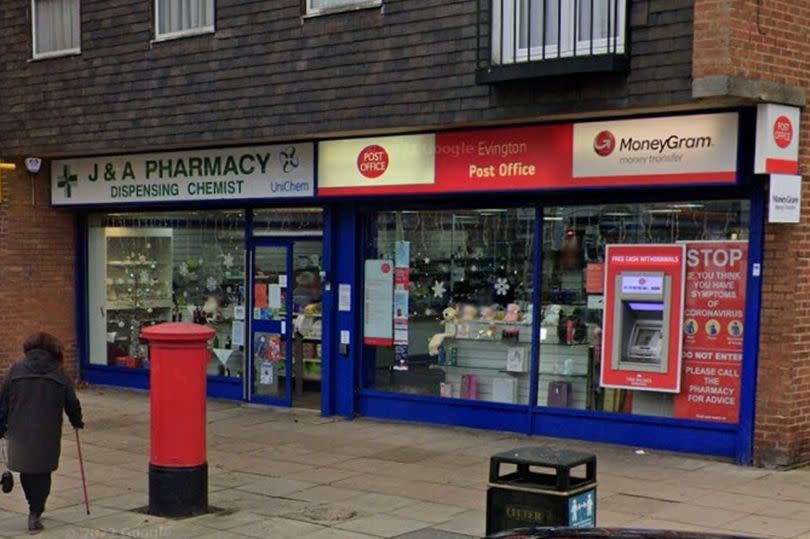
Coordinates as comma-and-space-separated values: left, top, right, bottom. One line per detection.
353, 183, 763, 464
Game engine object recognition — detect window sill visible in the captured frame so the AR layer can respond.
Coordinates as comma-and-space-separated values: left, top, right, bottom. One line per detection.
151, 26, 215, 44
29, 49, 81, 62
476, 53, 629, 84
303, 0, 382, 18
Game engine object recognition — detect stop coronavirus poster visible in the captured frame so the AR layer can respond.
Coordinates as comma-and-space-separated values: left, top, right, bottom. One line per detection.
674, 241, 747, 423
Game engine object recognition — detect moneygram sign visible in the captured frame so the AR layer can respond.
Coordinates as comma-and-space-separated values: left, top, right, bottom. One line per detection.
610, 133, 713, 155
574, 113, 738, 183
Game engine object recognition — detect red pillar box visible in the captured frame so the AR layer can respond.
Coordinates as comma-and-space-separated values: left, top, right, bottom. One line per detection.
141, 322, 214, 517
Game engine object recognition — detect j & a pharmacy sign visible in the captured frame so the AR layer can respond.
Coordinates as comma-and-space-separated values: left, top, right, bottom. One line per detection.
51, 143, 315, 206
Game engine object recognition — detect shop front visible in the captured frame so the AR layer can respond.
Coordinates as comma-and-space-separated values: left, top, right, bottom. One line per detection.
55, 143, 337, 412
318, 109, 768, 464
55, 107, 797, 463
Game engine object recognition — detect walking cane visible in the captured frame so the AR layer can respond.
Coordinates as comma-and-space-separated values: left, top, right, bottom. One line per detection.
75, 430, 90, 515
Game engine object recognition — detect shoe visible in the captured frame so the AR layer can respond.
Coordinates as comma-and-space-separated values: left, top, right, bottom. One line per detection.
27, 513, 43, 533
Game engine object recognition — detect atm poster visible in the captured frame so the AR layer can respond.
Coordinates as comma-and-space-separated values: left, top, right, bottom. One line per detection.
674, 241, 747, 423
600, 244, 686, 393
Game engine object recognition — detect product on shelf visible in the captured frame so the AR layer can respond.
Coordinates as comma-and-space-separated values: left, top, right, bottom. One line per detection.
427, 306, 459, 356
460, 374, 478, 400
440, 382, 453, 398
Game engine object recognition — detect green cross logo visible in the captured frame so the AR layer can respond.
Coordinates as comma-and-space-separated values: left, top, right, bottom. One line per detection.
57, 165, 78, 198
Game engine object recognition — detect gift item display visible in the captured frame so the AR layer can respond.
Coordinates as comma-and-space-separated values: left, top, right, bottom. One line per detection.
290, 246, 324, 391
88, 211, 247, 378
88, 226, 174, 370
539, 201, 750, 419
364, 209, 534, 404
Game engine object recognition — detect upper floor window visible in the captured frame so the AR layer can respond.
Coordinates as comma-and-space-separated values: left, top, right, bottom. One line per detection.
492, 0, 626, 65
155, 0, 214, 40
306, 0, 381, 16
32, 0, 80, 58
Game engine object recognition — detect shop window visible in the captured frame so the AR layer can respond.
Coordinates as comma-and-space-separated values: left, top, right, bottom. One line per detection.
306, 0, 381, 16
32, 0, 80, 58
87, 211, 246, 379
363, 208, 535, 405
540, 200, 750, 423
155, 0, 214, 40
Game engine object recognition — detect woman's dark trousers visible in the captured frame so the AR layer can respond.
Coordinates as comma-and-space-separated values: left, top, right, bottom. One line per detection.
20, 473, 51, 515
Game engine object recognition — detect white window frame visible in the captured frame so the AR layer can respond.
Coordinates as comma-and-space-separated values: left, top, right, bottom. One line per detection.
154, 0, 215, 42
574, 0, 626, 56
31, 0, 81, 60
492, 0, 626, 65
305, 0, 382, 17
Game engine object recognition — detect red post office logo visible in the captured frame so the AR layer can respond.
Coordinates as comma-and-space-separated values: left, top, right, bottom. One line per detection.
357, 145, 389, 179
773, 116, 794, 149
593, 131, 616, 157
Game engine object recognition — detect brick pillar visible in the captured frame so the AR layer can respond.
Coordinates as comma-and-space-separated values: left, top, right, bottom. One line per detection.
693, 0, 810, 466
0, 160, 77, 380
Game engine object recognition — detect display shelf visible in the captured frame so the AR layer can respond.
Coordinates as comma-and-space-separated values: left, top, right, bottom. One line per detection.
537, 342, 591, 409
89, 227, 174, 367
433, 363, 524, 371
106, 301, 173, 310
433, 336, 531, 403
107, 260, 166, 266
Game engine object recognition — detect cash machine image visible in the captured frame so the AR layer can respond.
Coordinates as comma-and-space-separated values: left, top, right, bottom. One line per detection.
611, 272, 671, 373
600, 244, 685, 393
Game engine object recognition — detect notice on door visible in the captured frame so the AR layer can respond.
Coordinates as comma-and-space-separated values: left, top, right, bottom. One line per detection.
363, 260, 394, 346
674, 241, 747, 424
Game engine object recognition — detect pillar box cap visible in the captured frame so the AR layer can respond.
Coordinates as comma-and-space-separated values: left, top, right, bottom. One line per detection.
141, 322, 215, 343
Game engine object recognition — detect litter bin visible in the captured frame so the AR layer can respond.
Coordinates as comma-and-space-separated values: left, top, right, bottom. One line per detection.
486, 447, 597, 535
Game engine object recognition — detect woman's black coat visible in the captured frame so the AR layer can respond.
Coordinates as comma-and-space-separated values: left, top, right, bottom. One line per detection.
0, 350, 83, 473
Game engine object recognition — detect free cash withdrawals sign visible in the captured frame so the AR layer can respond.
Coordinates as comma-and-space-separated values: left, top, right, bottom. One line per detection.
51, 143, 314, 205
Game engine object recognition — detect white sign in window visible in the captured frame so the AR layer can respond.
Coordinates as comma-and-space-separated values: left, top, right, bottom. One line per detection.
363, 260, 394, 346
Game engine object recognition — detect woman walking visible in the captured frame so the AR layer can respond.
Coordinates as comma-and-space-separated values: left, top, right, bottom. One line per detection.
0, 332, 84, 533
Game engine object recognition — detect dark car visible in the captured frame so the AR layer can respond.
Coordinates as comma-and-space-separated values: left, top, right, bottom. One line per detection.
486, 529, 762, 539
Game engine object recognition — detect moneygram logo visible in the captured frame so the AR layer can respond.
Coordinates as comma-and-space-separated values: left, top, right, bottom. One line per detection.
593, 131, 616, 157
618, 134, 712, 153
773, 115, 793, 149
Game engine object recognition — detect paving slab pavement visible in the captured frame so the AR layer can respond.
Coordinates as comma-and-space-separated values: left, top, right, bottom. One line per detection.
0, 387, 807, 538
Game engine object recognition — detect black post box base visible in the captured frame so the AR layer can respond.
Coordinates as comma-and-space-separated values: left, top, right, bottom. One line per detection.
149, 463, 208, 518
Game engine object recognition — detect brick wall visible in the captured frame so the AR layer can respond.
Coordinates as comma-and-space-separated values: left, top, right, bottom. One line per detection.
0, 163, 77, 381
0, 0, 695, 156
694, 0, 810, 466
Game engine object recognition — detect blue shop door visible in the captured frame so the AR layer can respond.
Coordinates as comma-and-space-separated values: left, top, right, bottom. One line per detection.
248, 243, 293, 406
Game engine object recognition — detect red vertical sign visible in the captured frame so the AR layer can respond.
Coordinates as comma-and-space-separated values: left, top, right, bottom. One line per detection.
674, 242, 747, 423
586, 263, 605, 294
